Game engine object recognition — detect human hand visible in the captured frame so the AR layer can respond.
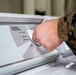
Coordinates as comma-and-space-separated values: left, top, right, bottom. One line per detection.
32, 19, 63, 51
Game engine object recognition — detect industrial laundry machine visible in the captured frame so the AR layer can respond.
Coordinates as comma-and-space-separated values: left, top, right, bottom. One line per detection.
0, 13, 76, 75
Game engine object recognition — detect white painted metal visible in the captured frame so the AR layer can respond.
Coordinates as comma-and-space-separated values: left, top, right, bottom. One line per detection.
0, 13, 75, 75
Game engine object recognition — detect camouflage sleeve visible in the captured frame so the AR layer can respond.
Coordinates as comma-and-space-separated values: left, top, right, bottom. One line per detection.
58, 12, 76, 55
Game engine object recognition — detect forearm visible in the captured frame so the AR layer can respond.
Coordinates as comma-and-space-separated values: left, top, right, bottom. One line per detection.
58, 12, 76, 55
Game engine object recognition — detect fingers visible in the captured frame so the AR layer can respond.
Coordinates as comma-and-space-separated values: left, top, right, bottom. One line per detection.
40, 39, 52, 50
32, 30, 37, 42
32, 26, 41, 45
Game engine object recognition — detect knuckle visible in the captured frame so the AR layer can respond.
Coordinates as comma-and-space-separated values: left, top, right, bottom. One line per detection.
34, 27, 37, 32
34, 26, 38, 31
40, 40, 51, 50
45, 43, 52, 50
46, 44, 51, 50
35, 35, 38, 40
